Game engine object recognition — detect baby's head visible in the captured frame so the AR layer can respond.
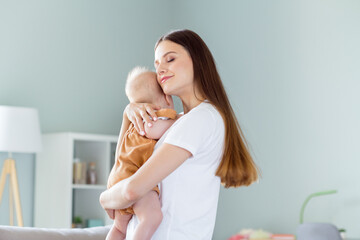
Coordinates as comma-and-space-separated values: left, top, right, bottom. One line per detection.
125, 66, 174, 109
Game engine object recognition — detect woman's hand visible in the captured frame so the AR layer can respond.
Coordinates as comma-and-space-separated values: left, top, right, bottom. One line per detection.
99, 191, 115, 219
100, 178, 136, 210
100, 144, 191, 211
125, 103, 160, 135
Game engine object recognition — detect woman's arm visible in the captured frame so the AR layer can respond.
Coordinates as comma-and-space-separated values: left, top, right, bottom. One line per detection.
100, 143, 192, 210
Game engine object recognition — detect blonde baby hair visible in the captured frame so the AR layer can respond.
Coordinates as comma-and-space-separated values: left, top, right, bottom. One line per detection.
125, 66, 163, 103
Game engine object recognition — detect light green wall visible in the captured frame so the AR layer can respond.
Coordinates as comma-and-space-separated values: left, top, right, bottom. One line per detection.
0, 0, 175, 134
0, 0, 174, 227
169, 1, 360, 239
1, 0, 360, 239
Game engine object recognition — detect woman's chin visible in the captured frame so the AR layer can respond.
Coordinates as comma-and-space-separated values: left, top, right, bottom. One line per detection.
162, 87, 173, 96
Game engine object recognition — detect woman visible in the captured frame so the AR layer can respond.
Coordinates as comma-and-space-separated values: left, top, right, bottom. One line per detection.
100, 29, 259, 239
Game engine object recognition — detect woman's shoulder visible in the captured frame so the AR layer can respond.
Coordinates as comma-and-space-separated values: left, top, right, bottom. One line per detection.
186, 101, 223, 123
171, 101, 224, 137
163, 101, 225, 156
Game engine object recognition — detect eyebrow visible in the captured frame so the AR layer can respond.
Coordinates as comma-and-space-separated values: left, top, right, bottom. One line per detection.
154, 51, 177, 65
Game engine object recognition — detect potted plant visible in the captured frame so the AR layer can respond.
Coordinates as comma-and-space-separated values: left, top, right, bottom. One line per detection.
339, 228, 346, 239
72, 216, 83, 228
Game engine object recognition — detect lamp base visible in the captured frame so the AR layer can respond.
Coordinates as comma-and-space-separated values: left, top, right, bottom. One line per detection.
0, 158, 24, 226
297, 223, 342, 240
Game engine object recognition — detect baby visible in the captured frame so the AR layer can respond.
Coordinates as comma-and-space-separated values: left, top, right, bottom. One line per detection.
106, 66, 177, 240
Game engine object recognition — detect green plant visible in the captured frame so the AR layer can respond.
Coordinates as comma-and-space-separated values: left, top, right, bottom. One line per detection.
73, 216, 83, 224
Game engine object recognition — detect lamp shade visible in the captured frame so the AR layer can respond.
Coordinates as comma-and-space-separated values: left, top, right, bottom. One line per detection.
0, 105, 42, 153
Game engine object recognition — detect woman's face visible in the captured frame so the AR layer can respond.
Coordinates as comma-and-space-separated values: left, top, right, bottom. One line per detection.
154, 40, 194, 97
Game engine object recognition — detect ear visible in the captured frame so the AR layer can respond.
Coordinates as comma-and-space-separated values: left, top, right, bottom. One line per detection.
165, 94, 174, 108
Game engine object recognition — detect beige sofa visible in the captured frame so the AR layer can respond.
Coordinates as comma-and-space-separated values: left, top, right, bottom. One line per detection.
0, 225, 111, 240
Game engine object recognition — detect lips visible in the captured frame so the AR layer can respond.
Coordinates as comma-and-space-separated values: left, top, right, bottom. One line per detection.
161, 76, 173, 84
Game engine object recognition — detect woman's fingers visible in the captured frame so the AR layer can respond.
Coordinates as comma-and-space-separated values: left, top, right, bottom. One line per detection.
135, 115, 145, 136
100, 192, 114, 219
125, 103, 161, 135
145, 105, 159, 122
126, 108, 146, 135
139, 109, 153, 128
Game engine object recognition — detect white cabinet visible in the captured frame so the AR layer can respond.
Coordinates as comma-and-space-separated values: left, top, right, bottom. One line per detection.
34, 132, 118, 228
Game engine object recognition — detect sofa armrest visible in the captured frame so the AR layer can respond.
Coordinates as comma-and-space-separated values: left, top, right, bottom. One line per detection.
0, 225, 111, 240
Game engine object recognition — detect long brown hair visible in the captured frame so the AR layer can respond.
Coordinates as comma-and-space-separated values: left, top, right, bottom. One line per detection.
155, 29, 260, 188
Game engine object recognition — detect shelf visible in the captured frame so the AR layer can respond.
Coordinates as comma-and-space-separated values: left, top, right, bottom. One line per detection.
72, 184, 107, 190
35, 132, 117, 228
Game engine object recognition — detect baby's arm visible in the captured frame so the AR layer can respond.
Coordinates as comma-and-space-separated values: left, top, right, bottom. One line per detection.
144, 119, 175, 140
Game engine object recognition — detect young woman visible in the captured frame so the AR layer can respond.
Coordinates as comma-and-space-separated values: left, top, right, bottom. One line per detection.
100, 29, 259, 239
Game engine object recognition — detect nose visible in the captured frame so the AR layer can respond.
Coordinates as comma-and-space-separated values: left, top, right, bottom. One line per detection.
156, 63, 167, 76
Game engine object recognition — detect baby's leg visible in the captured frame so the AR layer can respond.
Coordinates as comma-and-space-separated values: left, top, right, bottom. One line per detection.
106, 211, 132, 240
132, 191, 163, 240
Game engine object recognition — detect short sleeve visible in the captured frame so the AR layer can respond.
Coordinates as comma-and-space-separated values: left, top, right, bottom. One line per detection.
164, 107, 218, 156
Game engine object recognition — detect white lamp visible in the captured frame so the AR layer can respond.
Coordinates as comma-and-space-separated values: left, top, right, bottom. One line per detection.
0, 105, 42, 226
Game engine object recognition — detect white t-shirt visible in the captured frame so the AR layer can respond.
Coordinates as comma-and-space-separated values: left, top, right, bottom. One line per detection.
126, 101, 225, 240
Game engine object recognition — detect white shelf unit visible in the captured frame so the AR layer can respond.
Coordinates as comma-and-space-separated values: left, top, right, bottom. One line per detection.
34, 132, 118, 228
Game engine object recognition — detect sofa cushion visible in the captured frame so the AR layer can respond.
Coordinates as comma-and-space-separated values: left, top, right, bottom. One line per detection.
0, 225, 110, 240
